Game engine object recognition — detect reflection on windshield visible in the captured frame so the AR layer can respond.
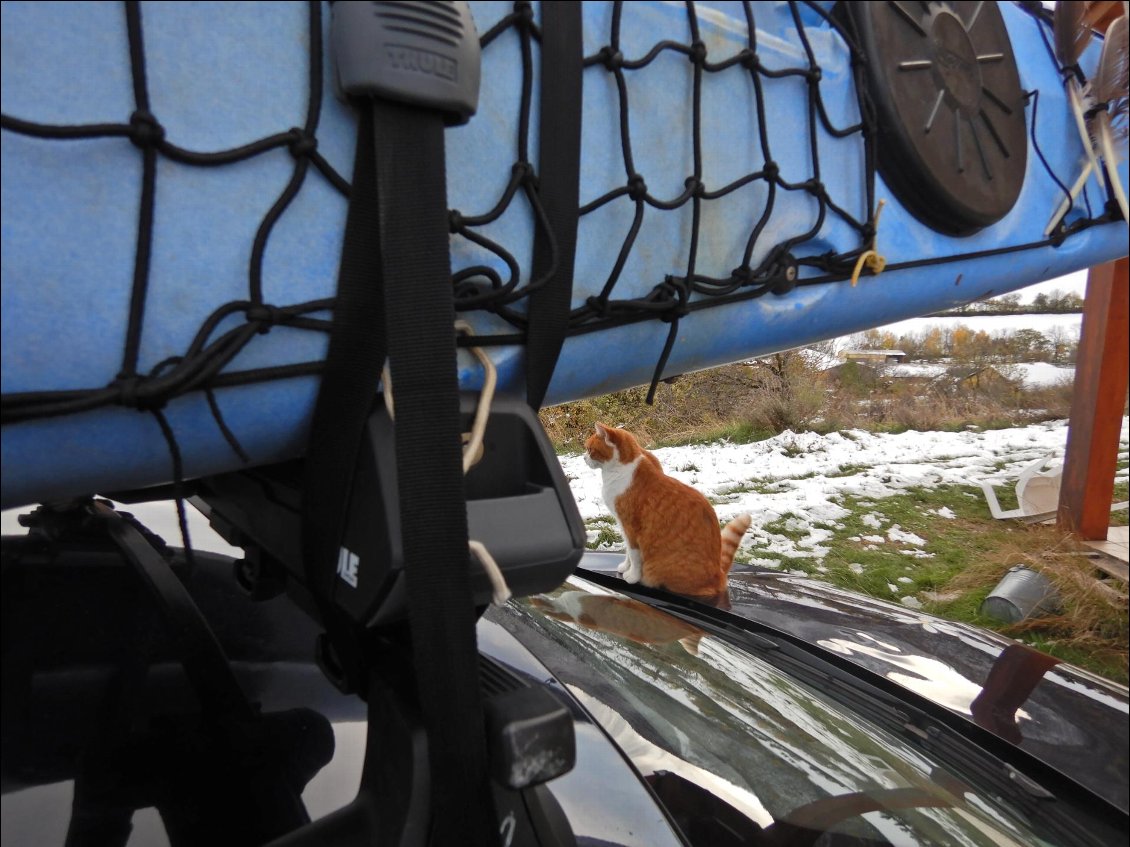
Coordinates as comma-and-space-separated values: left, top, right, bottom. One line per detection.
817, 636, 1063, 745
569, 686, 775, 829
513, 580, 1064, 846
818, 633, 992, 716
530, 590, 706, 654
971, 644, 1060, 744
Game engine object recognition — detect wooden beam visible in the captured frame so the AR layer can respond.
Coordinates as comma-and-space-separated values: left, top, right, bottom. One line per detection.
1058, 257, 1129, 539
1083, 1, 1124, 33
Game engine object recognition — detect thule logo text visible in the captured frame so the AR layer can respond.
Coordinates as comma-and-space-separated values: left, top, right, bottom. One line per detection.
386, 45, 457, 82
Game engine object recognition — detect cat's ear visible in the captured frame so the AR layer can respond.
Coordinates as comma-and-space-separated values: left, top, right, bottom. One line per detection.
594, 422, 609, 436
678, 634, 703, 656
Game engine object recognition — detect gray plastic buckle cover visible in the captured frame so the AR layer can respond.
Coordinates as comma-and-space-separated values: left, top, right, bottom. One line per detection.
331, 0, 481, 126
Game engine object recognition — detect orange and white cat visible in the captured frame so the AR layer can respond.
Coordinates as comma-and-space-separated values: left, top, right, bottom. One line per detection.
584, 422, 751, 599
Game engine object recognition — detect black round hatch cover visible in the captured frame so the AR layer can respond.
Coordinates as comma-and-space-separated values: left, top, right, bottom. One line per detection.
845, 1, 1028, 236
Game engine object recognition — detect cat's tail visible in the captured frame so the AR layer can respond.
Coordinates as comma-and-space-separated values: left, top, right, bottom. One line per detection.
719, 513, 752, 573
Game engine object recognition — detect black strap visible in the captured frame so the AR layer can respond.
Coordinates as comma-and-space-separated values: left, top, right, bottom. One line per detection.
371, 99, 498, 844
96, 500, 255, 722
524, 2, 583, 410
299, 95, 497, 843
300, 100, 386, 687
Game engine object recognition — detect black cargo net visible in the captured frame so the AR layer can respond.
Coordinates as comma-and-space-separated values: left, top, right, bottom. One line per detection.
0, 0, 1108, 441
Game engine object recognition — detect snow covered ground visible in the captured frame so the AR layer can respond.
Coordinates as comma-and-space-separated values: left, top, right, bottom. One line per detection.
1009, 362, 1076, 387
562, 418, 1130, 567
4, 418, 1126, 573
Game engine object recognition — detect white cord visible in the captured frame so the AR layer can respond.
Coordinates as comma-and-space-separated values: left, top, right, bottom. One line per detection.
379, 323, 511, 604
456, 322, 511, 604
469, 539, 511, 605
455, 320, 496, 473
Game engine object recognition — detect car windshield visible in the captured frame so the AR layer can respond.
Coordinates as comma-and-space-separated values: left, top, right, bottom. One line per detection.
497, 576, 1108, 847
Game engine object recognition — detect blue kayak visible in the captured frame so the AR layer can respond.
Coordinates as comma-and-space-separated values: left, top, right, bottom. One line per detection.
2, 1, 1127, 507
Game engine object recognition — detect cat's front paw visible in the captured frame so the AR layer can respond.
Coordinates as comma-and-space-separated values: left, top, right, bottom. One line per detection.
622, 568, 641, 584
616, 558, 630, 574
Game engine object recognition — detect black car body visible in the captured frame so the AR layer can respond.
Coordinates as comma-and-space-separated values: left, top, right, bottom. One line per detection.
497, 554, 1129, 845
4, 516, 1127, 847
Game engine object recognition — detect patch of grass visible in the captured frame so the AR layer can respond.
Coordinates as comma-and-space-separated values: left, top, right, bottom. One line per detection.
790, 485, 1130, 685
588, 524, 623, 550
717, 483, 756, 497
762, 513, 810, 542
658, 421, 775, 449
716, 478, 778, 497
828, 463, 869, 478
779, 442, 806, 459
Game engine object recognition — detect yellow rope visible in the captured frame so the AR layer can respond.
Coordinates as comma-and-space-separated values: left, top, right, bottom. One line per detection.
851, 199, 887, 287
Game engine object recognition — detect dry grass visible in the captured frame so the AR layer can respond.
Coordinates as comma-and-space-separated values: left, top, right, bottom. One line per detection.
541, 358, 1088, 451
540, 365, 767, 452
934, 530, 1128, 681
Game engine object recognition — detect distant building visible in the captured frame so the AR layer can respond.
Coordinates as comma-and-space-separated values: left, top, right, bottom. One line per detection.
840, 349, 906, 365
953, 366, 1018, 393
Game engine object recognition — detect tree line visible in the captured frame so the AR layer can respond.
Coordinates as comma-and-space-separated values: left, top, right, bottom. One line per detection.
930, 288, 1084, 317
849, 323, 1077, 364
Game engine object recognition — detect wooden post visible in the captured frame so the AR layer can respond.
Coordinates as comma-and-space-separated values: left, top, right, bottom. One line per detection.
1057, 257, 1129, 539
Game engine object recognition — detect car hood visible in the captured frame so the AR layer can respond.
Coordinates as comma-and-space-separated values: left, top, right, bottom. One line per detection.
573, 553, 1130, 817
493, 564, 1127, 845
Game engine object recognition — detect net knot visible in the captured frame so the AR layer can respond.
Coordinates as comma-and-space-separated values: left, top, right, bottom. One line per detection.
512, 160, 538, 189
688, 40, 707, 65
599, 46, 624, 71
762, 161, 779, 180
245, 303, 283, 333
684, 176, 704, 197
807, 67, 823, 83
586, 295, 612, 318
128, 110, 165, 148
738, 49, 759, 71
287, 128, 318, 158
514, 1, 534, 25
113, 374, 164, 412
627, 173, 648, 202
731, 265, 754, 286
448, 209, 465, 232
657, 278, 689, 322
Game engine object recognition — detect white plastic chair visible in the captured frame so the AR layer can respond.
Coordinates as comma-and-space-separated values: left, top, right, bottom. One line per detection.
981, 454, 1128, 523
980, 455, 1063, 523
